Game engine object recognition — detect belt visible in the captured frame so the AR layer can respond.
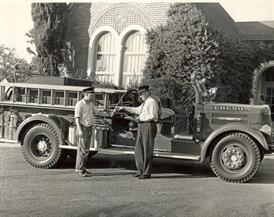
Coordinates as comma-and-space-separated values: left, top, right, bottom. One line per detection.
139, 120, 157, 124
81, 124, 93, 129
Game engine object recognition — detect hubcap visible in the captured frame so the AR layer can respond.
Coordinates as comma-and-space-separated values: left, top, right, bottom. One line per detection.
30, 135, 52, 158
37, 140, 48, 152
221, 144, 246, 170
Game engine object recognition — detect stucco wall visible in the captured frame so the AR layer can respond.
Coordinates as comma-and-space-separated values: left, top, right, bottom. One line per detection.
89, 2, 171, 36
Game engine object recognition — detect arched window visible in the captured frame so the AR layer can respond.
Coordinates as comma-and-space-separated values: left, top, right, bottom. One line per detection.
95, 33, 116, 83
262, 66, 274, 119
122, 31, 147, 87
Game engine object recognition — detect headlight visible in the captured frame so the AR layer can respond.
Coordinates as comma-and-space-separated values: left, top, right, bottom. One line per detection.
260, 124, 272, 136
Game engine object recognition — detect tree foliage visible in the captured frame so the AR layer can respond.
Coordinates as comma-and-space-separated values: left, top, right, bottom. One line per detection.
0, 45, 31, 82
143, 3, 220, 105
31, 3, 68, 76
143, 3, 274, 105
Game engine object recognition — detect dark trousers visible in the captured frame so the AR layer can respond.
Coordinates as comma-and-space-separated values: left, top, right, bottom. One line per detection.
75, 126, 93, 171
135, 122, 157, 176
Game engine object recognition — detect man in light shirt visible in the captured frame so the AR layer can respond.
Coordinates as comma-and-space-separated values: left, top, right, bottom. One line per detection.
74, 87, 98, 177
119, 85, 159, 179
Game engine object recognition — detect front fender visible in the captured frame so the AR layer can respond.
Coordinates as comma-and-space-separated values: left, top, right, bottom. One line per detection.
15, 114, 69, 145
200, 123, 268, 162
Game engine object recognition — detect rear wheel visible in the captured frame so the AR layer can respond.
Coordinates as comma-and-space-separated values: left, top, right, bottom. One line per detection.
21, 123, 65, 168
210, 132, 261, 183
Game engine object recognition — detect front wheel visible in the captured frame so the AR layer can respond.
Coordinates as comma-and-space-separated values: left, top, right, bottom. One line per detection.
21, 123, 65, 168
210, 132, 261, 183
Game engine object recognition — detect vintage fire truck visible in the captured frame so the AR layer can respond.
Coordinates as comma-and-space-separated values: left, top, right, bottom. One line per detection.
0, 75, 273, 183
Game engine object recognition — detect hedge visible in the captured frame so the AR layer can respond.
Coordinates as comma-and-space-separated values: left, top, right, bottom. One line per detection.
142, 3, 274, 105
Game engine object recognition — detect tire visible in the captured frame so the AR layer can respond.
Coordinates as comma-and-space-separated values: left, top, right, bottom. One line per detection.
260, 149, 265, 163
21, 123, 65, 169
210, 132, 261, 183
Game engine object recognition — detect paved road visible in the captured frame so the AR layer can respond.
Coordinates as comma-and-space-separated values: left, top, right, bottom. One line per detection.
0, 145, 274, 217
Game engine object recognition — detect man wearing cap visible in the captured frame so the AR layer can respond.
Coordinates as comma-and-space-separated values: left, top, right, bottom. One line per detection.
74, 87, 98, 177
119, 85, 159, 179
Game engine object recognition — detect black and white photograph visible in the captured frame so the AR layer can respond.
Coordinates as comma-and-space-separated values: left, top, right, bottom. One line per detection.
0, 0, 274, 216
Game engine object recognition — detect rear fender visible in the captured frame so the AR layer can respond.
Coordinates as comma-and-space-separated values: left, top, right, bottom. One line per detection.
15, 114, 69, 145
200, 123, 268, 162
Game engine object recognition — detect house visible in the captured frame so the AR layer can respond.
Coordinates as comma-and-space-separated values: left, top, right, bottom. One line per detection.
65, 2, 274, 107
236, 21, 274, 107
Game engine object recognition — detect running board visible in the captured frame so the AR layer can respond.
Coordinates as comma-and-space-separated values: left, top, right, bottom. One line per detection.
60, 144, 200, 161
173, 134, 193, 140
154, 152, 200, 161
0, 139, 20, 144
60, 145, 77, 150
100, 148, 135, 155
98, 147, 200, 161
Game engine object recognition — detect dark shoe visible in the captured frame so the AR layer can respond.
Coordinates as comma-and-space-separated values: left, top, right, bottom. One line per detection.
75, 169, 91, 177
76, 171, 88, 177
138, 174, 151, 179
132, 173, 141, 178
82, 169, 92, 175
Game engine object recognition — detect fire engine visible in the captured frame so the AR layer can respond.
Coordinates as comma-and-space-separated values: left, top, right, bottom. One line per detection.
0, 75, 273, 183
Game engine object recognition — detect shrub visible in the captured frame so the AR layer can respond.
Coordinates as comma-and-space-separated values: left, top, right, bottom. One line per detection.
143, 3, 220, 105
143, 3, 274, 105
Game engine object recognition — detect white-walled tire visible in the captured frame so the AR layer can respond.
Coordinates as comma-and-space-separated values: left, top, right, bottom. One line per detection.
21, 123, 65, 168
210, 132, 261, 183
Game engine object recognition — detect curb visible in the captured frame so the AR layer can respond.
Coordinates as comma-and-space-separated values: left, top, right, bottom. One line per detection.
265, 154, 274, 159
0, 140, 20, 148
0, 142, 20, 148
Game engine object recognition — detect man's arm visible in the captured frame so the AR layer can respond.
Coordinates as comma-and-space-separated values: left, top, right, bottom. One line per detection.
74, 102, 83, 137
75, 117, 83, 137
92, 104, 112, 118
93, 104, 99, 116
119, 105, 142, 115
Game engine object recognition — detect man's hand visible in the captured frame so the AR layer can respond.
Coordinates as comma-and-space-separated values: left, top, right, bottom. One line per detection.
111, 106, 125, 117
117, 106, 125, 111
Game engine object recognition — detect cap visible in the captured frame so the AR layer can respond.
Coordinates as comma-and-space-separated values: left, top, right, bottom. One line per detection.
137, 85, 149, 95
82, 87, 95, 93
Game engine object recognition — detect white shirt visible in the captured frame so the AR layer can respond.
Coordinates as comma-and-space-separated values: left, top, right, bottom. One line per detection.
75, 99, 98, 127
125, 96, 159, 122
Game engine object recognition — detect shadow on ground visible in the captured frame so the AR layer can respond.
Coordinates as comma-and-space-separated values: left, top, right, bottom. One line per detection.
248, 158, 274, 184
58, 153, 214, 179
58, 153, 274, 182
